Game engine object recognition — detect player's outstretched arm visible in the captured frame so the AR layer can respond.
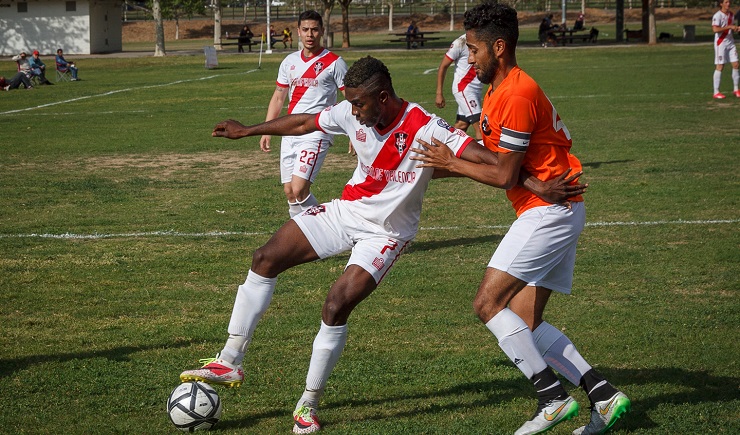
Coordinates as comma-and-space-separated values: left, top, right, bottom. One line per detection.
213, 114, 318, 140
413, 137, 587, 201
436, 57, 453, 108
412, 136, 523, 189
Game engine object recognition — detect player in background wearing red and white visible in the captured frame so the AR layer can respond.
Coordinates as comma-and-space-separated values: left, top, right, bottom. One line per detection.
260, 10, 349, 217
413, 3, 629, 434
180, 56, 586, 434
436, 34, 483, 140
712, 0, 740, 99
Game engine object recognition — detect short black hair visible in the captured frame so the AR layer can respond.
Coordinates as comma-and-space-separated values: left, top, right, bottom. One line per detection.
344, 56, 394, 95
298, 10, 323, 28
464, 1, 519, 50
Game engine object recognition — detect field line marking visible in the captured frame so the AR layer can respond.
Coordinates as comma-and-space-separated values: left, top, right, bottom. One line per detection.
1, 219, 737, 240
0, 69, 262, 116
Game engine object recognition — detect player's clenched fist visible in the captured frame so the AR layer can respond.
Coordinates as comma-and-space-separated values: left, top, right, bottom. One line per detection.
212, 119, 249, 139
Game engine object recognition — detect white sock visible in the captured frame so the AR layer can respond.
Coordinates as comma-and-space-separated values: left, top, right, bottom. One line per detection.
533, 321, 592, 386
714, 70, 722, 94
288, 201, 302, 218
298, 322, 348, 409
485, 308, 547, 379
298, 192, 319, 210
222, 270, 276, 365
733, 68, 739, 91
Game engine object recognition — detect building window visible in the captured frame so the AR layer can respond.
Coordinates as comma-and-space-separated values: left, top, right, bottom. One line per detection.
18, 3, 28, 12
66, 1, 76, 12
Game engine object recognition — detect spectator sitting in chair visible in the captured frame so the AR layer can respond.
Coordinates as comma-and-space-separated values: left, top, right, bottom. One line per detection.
238, 25, 254, 53
11, 51, 32, 77
29, 50, 53, 85
0, 72, 34, 91
282, 27, 293, 49
55, 48, 79, 81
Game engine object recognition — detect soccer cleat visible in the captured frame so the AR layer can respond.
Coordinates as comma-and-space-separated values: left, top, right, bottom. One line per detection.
734, 90, 740, 98
572, 391, 630, 435
179, 355, 244, 388
713, 92, 726, 99
514, 396, 579, 435
292, 405, 321, 434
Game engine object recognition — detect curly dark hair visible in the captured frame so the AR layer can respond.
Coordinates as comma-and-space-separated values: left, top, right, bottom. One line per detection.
344, 56, 394, 95
298, 10, 323, 27
464, 1, 519, 50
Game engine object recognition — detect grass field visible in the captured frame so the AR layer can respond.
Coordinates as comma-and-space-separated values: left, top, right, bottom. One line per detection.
1, 40, 738, 434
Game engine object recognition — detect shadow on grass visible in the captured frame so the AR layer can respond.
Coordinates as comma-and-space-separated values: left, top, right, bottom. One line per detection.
407, 234, 504, 253
217, 365, 738, 431
581, 159, 634, 169
0, 338, 195, 379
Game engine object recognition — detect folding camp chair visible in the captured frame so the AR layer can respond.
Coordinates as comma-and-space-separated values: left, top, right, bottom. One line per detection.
17, 61, 39, 86
56, 62, 72, 82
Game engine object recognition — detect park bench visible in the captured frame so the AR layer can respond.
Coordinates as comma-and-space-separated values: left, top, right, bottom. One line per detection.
554, 28, 598, 45
624, 29, 643, 42
221, 38, 261, 52
386, 31, 442, 49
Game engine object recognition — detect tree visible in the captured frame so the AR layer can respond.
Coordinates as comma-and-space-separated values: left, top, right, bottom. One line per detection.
161, 0, 207, 40
212, 0, 223, 49
318, 0, 336, 47
338, 0, 352, 48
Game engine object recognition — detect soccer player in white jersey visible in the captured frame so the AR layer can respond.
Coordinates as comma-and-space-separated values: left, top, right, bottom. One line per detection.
179, 56, 586, 433
712, 0, 740, 99
436, 34, 483, 140
260, 10, 349, 217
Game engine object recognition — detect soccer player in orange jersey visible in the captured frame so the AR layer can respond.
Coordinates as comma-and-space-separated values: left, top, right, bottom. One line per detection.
411, 3, 629, 434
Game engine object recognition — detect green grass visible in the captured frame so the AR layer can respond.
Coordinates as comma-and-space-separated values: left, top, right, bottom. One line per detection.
1, 42, 738, 434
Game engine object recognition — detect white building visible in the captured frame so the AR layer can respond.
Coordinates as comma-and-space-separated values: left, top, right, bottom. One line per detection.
0, 0, 122, 56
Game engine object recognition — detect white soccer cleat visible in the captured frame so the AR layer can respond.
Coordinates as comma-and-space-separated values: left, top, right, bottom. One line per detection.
514, 396, 579, 435
572, 391, 630, 435
292, 404, 321, 433
179, 355, 244, 388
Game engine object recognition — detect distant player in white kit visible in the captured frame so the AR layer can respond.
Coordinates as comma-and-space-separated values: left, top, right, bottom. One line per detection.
712, 0, 740, 99
436, 34, 483, 140
261, 10, 349, 216
179, 56, 586, 433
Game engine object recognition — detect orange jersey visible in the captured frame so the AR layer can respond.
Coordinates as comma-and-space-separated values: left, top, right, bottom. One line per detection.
480, 66, 583, 216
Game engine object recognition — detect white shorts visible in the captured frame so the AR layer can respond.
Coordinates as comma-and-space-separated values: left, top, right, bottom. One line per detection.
488, 202, 585, 294
715, 42, 739, 65
280, 136, 331, 184
293, 199, 410, 284
453, 88, 482, 122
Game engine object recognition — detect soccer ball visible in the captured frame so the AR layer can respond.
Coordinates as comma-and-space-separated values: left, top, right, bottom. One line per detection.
167, 381, 222, 432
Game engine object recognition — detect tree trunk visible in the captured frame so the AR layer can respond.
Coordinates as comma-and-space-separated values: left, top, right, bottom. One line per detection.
387, 2, 393, 32
175, 16, 180, 40
213, 0, 222, 49
153, 0, 166, 57
320, 0, 335, 48
340, 0, 352, 48
648, 0, 657, 44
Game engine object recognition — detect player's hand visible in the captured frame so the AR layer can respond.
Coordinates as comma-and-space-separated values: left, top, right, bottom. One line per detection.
259, 135, 272, 152
348, 140, 356, 156
212, 119, 248, 140
435, 94, 446, 109
539, 168, 588, 205
411, 137, 455, 170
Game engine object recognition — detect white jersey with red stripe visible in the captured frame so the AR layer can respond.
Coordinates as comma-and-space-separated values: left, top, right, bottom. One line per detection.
713, 10, 736, 46
277, 48, 348, 142
445, 35, 483, 103
315, 100, 475, 240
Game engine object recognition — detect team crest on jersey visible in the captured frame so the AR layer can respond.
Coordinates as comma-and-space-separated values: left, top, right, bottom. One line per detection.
394, 131, 409, 155
436, 118, 455, 133
299, 164, 308, 174
372, 257, 385, 270
290, 64, 296, 70
313, 61, 324, 75
356, 128, 367, 142
303, 205, 326, 216
481, 114, 492, 136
